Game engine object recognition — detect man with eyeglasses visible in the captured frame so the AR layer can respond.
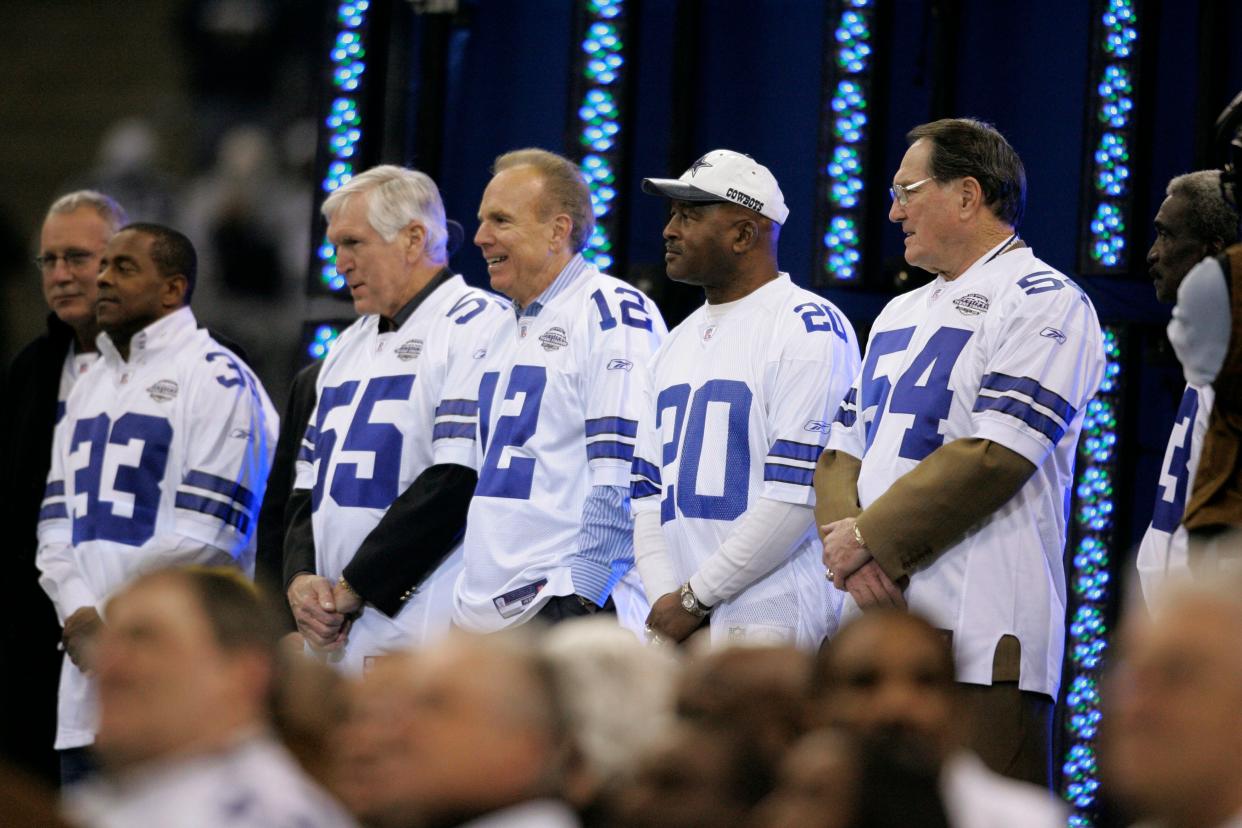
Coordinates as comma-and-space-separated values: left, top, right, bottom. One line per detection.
0, 191, 127, 786
815, 119, 1105, 786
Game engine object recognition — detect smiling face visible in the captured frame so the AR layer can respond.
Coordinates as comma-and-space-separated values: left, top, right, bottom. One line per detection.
39, 207, 111, 331
1147, 192, 1212, 304
887, 139, 962, 275
474, 165, 572, 306
327, 191, 422, 318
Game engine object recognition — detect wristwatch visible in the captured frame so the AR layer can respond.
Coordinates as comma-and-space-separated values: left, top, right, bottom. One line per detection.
679, 582, 711, 618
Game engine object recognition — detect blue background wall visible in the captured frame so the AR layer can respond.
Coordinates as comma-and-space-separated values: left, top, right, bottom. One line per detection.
391, 0, 1242, 555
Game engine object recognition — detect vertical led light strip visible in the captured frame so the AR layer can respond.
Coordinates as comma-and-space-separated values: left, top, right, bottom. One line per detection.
1062, 325, 1124, 826
571, 0, 625, 273
1081, 0, 1139, 273
315, 1, 372, 295
815, 0, 875, 286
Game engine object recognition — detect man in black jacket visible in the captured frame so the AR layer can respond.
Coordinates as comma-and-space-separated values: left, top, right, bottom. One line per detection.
0, 191, 128, 784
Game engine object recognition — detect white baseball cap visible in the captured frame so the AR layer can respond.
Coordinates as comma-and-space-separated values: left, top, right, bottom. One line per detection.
642, 149, 789, 225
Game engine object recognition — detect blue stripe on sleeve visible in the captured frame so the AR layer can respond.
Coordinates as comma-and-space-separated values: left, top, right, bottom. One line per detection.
979, 372, 1076, 424
175, 493, 251, 533
44, 480, 65, 498
433, 422, 475, 440
764, 463, 815, 486
38, 503, 69, 521
435, 398, 479, 417
297, 444, 313, 462
631, 480, 660, 500
973, 395, 1066, 444
182, 471, 257, 511
587, 440, 635, 461
834, 405, 857, 428
585, 417, 639, 438
631, 457, 662, 485
768, 439, 823, 462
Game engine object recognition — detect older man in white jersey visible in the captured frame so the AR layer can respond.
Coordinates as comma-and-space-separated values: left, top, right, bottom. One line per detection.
632, 149, 859, 649
816, 119, 1104, 785
455, 148, 665, 633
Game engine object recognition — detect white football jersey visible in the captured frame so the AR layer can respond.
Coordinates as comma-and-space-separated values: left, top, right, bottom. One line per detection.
631, 274, 859, 648
827, 239, 1105, 697
453, 255, 666, 632
37, 307, 278, 748
1136, 382, 1213, 607
293, 275, 507, 670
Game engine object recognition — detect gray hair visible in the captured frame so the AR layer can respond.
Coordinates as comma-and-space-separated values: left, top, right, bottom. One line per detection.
906, 118, 1027, 228
46, 190, 128, 233
1167, 170, 1239, 248
494, 148, 595, 254
321, 165, 449, 262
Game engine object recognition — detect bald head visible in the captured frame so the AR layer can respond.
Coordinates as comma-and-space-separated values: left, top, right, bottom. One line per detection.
811, 610, 957, 764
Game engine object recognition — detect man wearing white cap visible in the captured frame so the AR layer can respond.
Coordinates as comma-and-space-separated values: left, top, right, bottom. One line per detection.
632, 149, 860, 649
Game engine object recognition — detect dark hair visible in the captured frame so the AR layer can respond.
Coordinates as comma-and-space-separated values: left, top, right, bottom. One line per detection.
122, 222, 198, 304
906, 118, 1027, 228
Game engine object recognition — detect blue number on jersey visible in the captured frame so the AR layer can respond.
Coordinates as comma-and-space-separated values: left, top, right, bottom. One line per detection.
476, 365, 547, 499
656, 384, 691, 523
658, 379, 752, 524
447, 295, 487, 325
1017, 271, 1066, 296
794, 302, 849, 342
207, 351, 249, 390
311, 381, 359, 511
862, 326, 973, 460
70, 412, 173, 546
1151, 386, 1199, 532
328, 374, 416, 508
591, 287, 654, 332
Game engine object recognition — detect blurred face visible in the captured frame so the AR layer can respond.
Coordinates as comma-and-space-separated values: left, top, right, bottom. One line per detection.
661, 200, 743, 289
752, 732, 858, 828
475, 166, 569, 306
1102, 601, 1242, 824
94, 578, 258, 769
888, 139, 960, 275
39, 207, 111, 330
96, 229, 181, 342
816, 617, 956, 765
328, 192, 421, 318
335, 641, 554, 825
1147, 193, 1212, 304
612, 728, 753, 828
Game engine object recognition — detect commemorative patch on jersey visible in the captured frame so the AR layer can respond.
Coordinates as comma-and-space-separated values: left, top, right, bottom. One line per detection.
395, 339, 424, 361
146, 379, 179, 402
493, 579, 548, 618
1040, 327, 1067, 345
539, 326, 569, 352
952, 293, 990, 316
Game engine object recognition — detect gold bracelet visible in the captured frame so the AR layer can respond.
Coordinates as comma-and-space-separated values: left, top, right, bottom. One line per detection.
852, 520, 867, 550
337, 575, 360, 599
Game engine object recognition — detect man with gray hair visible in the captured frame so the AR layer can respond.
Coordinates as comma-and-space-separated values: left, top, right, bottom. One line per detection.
284, 165, 506, 671
1, 191, 127, 784
1136, 170, 1239, 605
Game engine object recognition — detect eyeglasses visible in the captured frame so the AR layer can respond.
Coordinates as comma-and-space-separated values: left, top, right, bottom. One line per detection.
889, 177, 936, 206
34, 250, 99, 273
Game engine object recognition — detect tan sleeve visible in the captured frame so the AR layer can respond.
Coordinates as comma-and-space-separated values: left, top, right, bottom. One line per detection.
812, 449, 863, 529
856, 438, 1036, 581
